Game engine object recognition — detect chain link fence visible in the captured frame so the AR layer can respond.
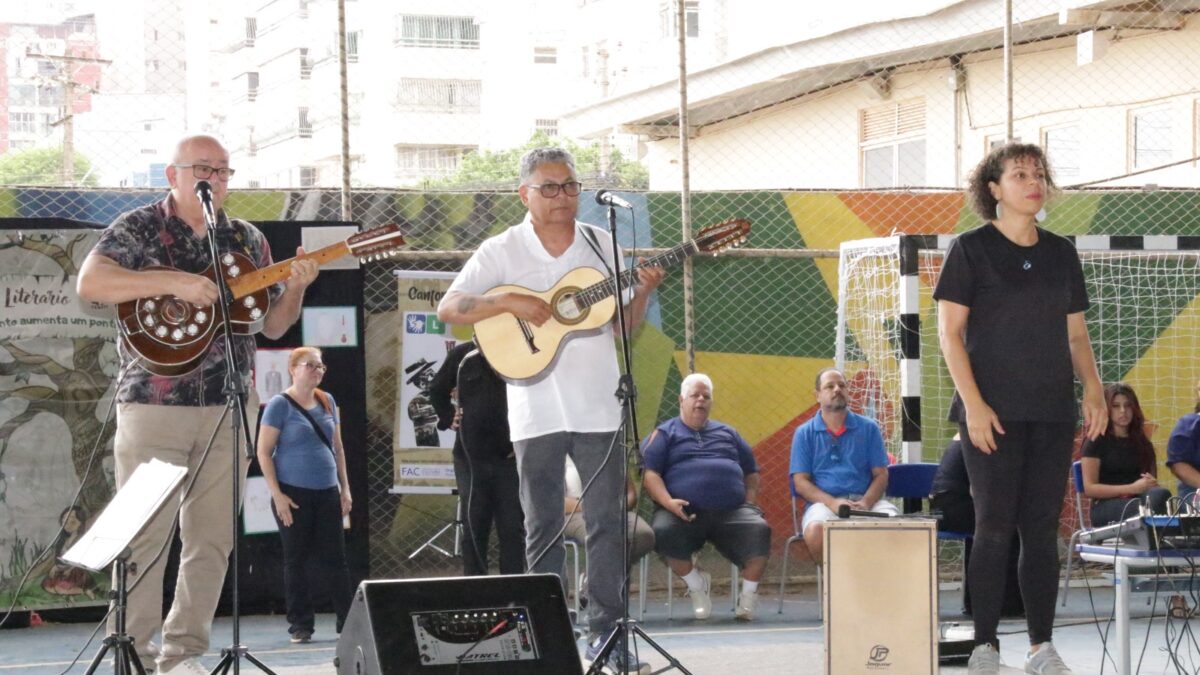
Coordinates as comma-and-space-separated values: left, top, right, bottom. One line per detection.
6, 1, 1200, 601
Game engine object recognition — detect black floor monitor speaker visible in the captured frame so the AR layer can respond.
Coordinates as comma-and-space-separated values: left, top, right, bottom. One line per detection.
334, 573, 582, 675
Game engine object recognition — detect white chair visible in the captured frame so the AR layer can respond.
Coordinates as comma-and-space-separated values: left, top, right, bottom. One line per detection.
777, 483, 821, 618
566, 537, 651, 620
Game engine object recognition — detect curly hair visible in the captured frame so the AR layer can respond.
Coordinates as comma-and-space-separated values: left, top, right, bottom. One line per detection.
966, 142, 1056, 221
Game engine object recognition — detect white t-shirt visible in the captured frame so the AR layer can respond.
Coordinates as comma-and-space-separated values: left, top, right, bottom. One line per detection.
447, 215, 630, 442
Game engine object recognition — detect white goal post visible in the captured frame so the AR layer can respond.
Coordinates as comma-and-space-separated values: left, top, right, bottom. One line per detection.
837, 234, 1200, 477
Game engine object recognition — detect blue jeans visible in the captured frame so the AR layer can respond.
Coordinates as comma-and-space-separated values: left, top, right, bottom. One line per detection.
513, 431, 624, 639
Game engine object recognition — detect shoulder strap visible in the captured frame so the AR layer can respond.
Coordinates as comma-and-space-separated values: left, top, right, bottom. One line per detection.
282, 393, 335, 454
579, 225, 615, 278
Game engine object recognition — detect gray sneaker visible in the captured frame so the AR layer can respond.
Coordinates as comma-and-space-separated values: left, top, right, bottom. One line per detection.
1025, 642, 1073, 674
968, 643, 1001, 674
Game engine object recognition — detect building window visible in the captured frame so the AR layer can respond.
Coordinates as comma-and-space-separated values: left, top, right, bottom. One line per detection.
986, 135, 1022, 153
395, 79, 481, 113
299, 166, 317, 187
298, 108, 312, 137
660, 1, 699, 39
534, 119, 559, 137
1042, 124, 1079, 180
7, 140, 35, 151
394, 15, 479, 49
299, 48, 311, 79
244, 17, 257, 47
395, 145, 472, 178
534, 47, 557, 64
9, 112, 36, 134
346, 30, 360, 62
247, 72, 259, 101
860, 98, 926, 188
248, 179, 262, 188
1130, 106, 1171, 169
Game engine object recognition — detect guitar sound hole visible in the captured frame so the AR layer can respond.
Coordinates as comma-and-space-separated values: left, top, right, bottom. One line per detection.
552, 289, 586, 325
160, 298, 190, 324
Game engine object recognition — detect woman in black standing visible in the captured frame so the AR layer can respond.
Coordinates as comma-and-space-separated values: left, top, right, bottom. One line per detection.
935, 143, 1106, 675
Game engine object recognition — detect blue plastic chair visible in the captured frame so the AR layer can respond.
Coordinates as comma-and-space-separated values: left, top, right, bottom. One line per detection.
885, 463, 973, 546
777, 478, 822, 617
1061, 460, 1087, 606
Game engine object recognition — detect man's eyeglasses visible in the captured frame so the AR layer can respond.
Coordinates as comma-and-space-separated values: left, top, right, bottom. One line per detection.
525, 181, 582, 198
298, 362, 327, 372
174, 164, 236, 181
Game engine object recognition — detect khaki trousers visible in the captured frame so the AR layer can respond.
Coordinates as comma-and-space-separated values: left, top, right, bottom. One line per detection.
108, 395, 254, 671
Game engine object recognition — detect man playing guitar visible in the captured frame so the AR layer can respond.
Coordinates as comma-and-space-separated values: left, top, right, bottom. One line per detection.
76, 134, 318, 675
437, 147, 663, 674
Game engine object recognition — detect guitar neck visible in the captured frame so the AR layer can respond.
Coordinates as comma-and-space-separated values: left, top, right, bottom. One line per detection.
575, 240, 699, 309
227, 241, 352, 298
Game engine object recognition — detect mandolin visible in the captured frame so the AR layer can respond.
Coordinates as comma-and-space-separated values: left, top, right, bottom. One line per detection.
116, 224, 405, 376
473, 218, 750, 381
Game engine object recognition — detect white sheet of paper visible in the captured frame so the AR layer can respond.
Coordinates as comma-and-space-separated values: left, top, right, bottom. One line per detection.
61, 458, 187, 571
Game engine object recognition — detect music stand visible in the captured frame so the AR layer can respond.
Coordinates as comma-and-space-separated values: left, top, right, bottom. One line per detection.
61, 459, 189, 675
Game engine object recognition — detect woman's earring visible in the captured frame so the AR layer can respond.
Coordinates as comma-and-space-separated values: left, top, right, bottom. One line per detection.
995, 203, 1004, 220
1035, 207, 1047, 222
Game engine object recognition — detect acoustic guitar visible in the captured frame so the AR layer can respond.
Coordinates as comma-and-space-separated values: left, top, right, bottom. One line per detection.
116, 224, 405, 376
473, 218, 751, 381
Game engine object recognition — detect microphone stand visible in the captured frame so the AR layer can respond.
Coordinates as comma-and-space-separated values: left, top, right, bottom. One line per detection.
199, 188, 275, 675
586, 203, 691, 675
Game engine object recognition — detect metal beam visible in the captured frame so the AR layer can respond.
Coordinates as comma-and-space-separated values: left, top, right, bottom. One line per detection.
1058, 9, 1186, 29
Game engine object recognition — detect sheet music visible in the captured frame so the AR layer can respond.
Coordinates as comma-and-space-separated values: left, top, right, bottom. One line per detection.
61, 458, 188, 571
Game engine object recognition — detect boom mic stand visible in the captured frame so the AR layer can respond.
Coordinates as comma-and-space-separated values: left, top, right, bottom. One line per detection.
198, 182, 275, 675
586, 200, 691, 675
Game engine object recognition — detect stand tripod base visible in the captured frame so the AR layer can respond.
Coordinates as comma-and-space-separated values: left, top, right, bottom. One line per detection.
210, 644, 277, 675
584, 620, 691, 675
84, 633, 147, 675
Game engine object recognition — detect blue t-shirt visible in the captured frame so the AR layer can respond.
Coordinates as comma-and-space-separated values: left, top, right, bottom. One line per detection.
641, 417, 758, 512
261, 393, 339, 490
1167, 413, 1200, 469
789, 410, 888, 497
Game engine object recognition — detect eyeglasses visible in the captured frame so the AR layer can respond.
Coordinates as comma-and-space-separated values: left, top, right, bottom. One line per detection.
298, 362, 327, 372
174, 164, 236, 181
525, 181, 582, 198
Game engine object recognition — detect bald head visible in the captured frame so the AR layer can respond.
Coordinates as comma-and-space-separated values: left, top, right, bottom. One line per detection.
166, 134, 232, 230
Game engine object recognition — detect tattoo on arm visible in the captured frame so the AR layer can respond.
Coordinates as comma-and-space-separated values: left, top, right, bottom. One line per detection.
457, 297, 477, 314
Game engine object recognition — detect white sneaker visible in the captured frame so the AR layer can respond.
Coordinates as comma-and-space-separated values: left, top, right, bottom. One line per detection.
158, 657, 208, 675
1025, 642, 1073, 674
967, 643, 1001, 674
734, 589, 758, 621
686, 571, 712, 620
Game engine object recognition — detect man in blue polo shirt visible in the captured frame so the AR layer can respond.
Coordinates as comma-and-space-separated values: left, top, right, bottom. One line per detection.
790, 367, 898, 563
642, 373, 772, 621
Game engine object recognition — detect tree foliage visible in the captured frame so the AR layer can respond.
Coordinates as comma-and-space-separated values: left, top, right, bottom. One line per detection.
0, 147, 99, 187
432, 133, 648, 190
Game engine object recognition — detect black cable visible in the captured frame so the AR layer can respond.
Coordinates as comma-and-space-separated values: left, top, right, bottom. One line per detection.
454, 346, 487, 575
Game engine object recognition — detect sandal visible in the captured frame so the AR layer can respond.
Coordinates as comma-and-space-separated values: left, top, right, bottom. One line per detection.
1169, 595, 1192, 619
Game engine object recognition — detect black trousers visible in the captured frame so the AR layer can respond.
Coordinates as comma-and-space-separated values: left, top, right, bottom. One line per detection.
274, 483, 353, 635
453, 454, 526, 576
959, 421, 1074, 648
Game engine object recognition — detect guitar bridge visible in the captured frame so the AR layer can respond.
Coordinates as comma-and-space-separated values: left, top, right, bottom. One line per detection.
517, 318, 540, 354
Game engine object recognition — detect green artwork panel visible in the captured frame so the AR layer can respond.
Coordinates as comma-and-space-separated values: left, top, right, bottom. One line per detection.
1091, 192, 1200, 236
646, 192, 805, 250
223, 191, 286, 221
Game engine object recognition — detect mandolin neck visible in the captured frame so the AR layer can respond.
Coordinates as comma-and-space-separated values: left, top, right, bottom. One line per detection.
227, 240, 351, 298
574, 240, 699, 310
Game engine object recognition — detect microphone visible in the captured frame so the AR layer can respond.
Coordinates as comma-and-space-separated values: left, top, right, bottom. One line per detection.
194, 180, 217, 224
837, 504, 892, 519
594, 189, 634, 210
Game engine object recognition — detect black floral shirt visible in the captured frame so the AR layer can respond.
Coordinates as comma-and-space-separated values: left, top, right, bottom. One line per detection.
92, 196, 279, 406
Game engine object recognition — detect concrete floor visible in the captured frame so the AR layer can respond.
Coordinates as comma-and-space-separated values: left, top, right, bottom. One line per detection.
1, 581, 1195, 674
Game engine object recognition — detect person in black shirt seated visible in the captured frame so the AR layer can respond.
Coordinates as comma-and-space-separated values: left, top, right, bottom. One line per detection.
1081, 382, 1171, 526
931, 434, 1023, 617
429, 340, 526, 576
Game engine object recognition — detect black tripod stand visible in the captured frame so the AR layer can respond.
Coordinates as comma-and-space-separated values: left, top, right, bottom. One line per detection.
197, 183, 274, 675
84, 550, 147, 675
585, 202, 691, 675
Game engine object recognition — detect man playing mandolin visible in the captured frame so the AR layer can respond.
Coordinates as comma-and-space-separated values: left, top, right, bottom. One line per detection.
438, 147, 664, 674
76, 134, 318, 675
